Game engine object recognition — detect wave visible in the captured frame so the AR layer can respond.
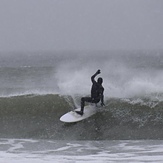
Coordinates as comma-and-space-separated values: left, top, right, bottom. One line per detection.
0, 94, 163, 140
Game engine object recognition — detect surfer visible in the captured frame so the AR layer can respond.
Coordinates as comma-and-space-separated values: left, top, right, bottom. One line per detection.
76, 69, 105, 116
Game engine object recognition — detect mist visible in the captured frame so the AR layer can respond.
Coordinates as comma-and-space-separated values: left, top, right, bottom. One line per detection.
0, 0, 163, 53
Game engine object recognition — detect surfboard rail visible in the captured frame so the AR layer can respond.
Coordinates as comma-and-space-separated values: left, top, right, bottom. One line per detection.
60, 105, 97, 123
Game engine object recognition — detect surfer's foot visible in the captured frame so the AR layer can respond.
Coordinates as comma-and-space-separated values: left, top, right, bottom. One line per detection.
75, 111, 83, 116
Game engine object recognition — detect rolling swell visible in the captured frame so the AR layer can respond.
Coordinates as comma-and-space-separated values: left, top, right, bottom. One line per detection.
0, 94, 163, 140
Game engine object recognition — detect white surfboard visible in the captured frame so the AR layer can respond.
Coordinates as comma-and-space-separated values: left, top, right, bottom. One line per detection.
60, 105, 97, 123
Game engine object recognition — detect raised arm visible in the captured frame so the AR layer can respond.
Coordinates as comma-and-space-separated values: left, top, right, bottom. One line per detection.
91, 70, 101, 83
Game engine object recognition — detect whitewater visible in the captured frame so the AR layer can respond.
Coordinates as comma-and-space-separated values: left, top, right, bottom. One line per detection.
0, 51, 163, 162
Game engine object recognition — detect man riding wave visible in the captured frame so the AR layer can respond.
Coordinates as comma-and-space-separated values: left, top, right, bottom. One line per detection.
76, 70, 105, 116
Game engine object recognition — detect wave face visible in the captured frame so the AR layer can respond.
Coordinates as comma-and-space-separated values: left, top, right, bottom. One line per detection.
0, 94, 163, 140
1, 51, 163, 140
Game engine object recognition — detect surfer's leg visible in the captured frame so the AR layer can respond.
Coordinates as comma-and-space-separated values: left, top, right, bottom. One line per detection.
92, 98, 100, 106
81, 97, 92, 112
76, 97, 92, 115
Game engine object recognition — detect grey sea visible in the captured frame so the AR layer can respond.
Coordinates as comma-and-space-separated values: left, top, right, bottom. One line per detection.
0, 51, 163, 162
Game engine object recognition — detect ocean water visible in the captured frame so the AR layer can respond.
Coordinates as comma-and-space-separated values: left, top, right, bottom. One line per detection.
1, 139, 163, 163
0, 51, 163, 162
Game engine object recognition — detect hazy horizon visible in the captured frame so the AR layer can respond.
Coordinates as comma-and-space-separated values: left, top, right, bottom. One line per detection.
0, 0, 163, 53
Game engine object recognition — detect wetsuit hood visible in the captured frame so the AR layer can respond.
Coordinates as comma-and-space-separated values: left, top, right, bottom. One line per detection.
97, 77, 103, 84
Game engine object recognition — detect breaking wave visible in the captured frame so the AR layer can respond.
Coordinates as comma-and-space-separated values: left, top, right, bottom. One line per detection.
0, 93, 163, 140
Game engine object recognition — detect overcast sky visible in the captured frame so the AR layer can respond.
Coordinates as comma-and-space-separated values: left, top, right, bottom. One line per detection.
0, 0, 163, 52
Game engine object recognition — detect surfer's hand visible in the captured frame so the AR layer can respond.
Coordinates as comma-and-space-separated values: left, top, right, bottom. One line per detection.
96, 69, 101, 74
101, 102, 105, 107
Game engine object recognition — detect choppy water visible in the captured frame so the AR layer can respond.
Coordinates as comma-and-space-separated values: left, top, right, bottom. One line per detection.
0, 139, 163, 163
1, 51, 163, 162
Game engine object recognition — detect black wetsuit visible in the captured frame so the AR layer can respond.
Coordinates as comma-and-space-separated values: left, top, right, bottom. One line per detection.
80, 73, 104, 112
